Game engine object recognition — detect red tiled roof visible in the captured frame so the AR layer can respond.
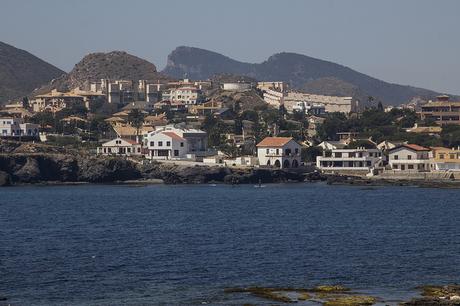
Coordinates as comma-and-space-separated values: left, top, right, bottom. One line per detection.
256, 137, 293, 147
403, 144, 430, 151
390, 144, 430, 152
121, 138, 138, 145
162, 131, 185, 141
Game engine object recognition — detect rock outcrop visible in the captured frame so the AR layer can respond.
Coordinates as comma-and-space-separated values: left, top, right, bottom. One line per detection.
0, 152, 309, 186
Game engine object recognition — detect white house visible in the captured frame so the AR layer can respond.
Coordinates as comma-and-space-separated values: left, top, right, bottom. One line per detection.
0, 117, 39, 137
316, 147, 384, 172
144, 131, 188, 159
256, 137, 302, 168
388, 144, 431, 172
144, 125, 208, 160
97, 138, 142, 156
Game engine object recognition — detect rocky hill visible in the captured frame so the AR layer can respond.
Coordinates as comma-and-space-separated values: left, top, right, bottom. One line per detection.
0, 41, 65, 104
162, 46, 445, 106
35, 51, 171, 94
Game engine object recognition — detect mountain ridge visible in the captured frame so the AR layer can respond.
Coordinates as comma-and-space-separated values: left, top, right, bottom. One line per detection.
162, 46, 446, 105
0, 41, 65, 103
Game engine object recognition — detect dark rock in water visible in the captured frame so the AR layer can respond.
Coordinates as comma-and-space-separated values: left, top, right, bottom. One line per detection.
140, 162, 232, 184
403, 285, 460, 306
403, 297, 460, 306
77, 157, 141, 183
13, 157, 41, 183
0, 171, 11, 186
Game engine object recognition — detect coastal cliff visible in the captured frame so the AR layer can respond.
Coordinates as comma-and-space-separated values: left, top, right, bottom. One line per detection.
0, 141, 309, 186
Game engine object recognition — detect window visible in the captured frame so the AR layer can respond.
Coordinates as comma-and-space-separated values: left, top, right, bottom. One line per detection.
450, 154, 455, 159
158, 141, 163, 147
285, 149, 292, 155
407, 155, 412, 160
127, 148, 131, 153
276, 149, 279, 155
439, 154, 444, 159
408, 165, 414, 169
174, 150, 179, 156
295, 148, 299, 154
137, 148, 141, 153
394, 155, 399, 160
266, 149, 269, 154
150, 141, 154, 146
166, 141, 171, 146
180, 142, 184, 147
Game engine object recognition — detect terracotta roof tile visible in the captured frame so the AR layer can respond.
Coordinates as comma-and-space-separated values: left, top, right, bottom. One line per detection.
390, 144, 431, 152
256, 137, 293, 147
162, 131, 185, 141
121, 138, 139, 145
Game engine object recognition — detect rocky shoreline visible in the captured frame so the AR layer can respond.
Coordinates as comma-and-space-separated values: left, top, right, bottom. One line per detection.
0, 152, 315, 187
2, 141, 460, 188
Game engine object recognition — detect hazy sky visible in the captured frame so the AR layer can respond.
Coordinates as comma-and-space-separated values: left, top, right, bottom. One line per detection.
1, 0, 459, 94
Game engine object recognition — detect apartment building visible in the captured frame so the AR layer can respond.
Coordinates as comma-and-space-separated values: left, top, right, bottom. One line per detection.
316, 148, 383, 172
420, 95, 460, 125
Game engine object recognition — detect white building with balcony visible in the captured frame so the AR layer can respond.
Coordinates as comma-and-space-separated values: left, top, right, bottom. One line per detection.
256, 137, 302, 168
162, 86, 204, 105
144, 126, 208, 160
388, 144, 431, 172
316, 147, 384, 172
0, 117, 39, 138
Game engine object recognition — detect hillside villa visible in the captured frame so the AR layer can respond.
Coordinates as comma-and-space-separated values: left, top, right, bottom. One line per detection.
420, 95, 460, 125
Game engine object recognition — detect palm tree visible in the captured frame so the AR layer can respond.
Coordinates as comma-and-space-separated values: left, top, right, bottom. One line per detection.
128, 109, 145, 142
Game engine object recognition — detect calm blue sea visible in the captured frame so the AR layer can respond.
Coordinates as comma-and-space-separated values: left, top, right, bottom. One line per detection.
1, 183, 460, 305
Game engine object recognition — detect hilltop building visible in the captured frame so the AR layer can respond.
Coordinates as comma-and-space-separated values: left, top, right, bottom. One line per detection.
256, 81, 288, 92
262, 89, 358, 113
161, 86, 204, 105
420, 95, 460, 125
